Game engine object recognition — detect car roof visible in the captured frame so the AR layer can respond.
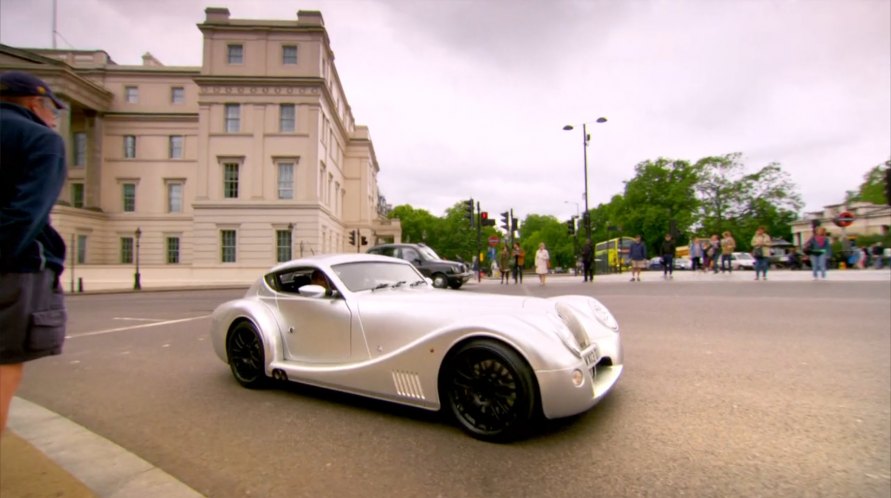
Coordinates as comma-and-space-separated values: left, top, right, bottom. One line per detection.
267, 253, 407, 273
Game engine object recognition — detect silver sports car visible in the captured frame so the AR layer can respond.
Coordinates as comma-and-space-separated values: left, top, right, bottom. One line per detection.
210, 254, 623, 441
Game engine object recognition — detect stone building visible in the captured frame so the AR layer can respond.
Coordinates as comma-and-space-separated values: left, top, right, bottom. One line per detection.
0, 7, 400, 279
791, 201, 891, 245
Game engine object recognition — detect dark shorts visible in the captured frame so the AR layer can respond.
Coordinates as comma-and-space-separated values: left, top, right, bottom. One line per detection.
0, 270, 67, 364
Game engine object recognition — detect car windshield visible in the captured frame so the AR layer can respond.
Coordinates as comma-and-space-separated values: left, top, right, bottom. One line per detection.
418, 245, 441, 261
331, 261, 427, 292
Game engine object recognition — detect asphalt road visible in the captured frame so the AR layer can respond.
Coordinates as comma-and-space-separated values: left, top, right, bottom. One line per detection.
16, 278, 891, 497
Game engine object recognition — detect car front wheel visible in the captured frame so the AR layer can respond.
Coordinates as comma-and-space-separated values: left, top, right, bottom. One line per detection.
442, 339, 537, 442
227, 321, 267, 389
432, 273, 448, 289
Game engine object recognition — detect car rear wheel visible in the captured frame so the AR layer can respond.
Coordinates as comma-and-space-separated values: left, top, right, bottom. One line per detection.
432, 273, 448, 289
227, 321, 267, 389
442, 339, 537, 442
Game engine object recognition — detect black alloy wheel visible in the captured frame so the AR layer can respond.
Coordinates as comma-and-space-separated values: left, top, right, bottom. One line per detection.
227, 321, 267, 389
443, 339, 537, 442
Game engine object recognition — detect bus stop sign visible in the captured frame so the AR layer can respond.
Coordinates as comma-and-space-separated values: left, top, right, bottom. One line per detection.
834, 211, 855, 228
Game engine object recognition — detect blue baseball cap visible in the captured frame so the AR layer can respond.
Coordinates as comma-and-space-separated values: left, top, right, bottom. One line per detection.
0, 71, 66, 109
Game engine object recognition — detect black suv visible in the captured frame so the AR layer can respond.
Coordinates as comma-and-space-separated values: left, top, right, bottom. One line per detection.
366, 243, 473, 289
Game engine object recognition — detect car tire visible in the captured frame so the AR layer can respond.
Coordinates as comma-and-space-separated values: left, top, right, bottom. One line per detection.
441, 339, 538, 442
227, 321, 267, 389
432, 273, 448, 289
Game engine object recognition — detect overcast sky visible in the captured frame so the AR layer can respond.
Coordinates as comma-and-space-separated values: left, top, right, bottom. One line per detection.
2, 0, 889, 222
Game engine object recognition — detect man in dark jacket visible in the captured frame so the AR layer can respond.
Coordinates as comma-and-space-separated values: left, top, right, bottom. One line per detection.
581, 239, 594, 282
0, 71, 68, 432
660, 234, 676, 279
628, 235, 647, 282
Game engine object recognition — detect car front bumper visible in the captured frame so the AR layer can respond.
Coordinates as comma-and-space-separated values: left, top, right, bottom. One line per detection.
536, 339, 623, 419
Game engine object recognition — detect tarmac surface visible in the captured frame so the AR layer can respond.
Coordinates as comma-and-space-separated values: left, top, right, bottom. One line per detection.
1, 268, 888, 497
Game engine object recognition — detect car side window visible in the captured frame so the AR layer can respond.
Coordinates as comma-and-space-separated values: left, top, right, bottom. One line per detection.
272, 268, 332, 295
402, 248, 420, 263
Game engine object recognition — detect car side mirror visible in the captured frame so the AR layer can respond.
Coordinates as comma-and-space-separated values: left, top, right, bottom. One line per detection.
299, 284, 328, 298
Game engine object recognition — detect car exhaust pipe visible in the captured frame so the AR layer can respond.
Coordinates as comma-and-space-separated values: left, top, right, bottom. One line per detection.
272, 369, 288, 381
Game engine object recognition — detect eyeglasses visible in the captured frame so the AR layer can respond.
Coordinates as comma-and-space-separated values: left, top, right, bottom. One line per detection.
41, 97, 61, 120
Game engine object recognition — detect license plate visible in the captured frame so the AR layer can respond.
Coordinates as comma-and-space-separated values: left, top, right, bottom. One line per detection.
584, 347, 599, 366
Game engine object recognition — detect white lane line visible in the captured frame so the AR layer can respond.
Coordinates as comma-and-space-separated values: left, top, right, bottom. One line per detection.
113, 317, 166, 322
67, 315, 210, 339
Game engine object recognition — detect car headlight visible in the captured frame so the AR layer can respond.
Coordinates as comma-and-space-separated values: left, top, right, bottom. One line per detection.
588, 299, 619, 332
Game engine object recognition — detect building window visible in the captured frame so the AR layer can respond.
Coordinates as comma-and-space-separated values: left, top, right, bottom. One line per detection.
123, 135, 136, 158
223, 163, 239, 198
276, 230, 292, 262
71, 183, 84, 208
124, 86, 138, 103
277, 162, 294, 200
73, 132, 87, 167
76, 235, 87, 264
166, 237, 180, 264
221, 230, 236, 263
279, 104, 295, 132
224, 104, 240, 133
171, 86, 185, 104
122, 183, 136, 212
282, 45, 297, 64
121, 237, 134, 264
169, 135, 184, 159
227, 44, 243, 64
167, 183, 183, 213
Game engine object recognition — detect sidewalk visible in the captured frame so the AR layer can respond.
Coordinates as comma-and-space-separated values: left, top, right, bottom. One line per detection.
474, 268, 891, 285
2, 397, 203, 498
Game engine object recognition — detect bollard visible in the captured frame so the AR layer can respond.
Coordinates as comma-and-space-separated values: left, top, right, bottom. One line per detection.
78, 277, 83, 292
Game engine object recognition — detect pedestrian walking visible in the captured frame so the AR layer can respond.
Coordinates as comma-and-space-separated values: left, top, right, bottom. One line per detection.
581, 239, 594, 282
0, 71, 69, 432
660, 234, 676, 279
751, 226, 772, 280
804, 226, 831, 280
629, 235, 647, 282
498, 244, 511, 284
534, 242, 550, 286
720, 231, 736, 273
511, 242, 525, 284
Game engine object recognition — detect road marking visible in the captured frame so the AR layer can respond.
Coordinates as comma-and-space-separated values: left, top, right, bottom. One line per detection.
67, 315, 210, 339
112, 317, 166, 322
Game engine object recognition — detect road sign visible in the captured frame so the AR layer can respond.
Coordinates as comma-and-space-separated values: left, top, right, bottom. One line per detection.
834, 211, 855, 228
488, 235, 500, 247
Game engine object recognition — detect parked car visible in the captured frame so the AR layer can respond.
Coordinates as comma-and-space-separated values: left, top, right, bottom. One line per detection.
731, 252, 755, 270
648, 256, 664, 270
366, 243, 472, 289
673, 257, 692, 270
210, 253, 624, 441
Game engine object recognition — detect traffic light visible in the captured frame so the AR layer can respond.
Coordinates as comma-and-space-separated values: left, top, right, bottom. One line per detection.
480, 212, 495, 226
361, 235, 368, 246
464, 199, 475, 227
500, 211, 510, 231
566, 218, 576, 236
349, 230, 356, 246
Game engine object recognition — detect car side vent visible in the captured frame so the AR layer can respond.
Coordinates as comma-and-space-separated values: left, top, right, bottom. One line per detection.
392, 371, 426, 400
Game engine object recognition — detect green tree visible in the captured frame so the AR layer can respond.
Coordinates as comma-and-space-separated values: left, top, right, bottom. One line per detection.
620, 158, 699, 255
846, 160, 890, 205
694, 153, 802, 250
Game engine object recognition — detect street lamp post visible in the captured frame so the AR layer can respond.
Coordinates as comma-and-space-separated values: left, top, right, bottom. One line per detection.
563, 117, 607, 240
565, 200, 580, 273
133, 227, 142, 290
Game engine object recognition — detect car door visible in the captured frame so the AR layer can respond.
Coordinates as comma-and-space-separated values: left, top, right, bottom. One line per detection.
273, 267, 353, 363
